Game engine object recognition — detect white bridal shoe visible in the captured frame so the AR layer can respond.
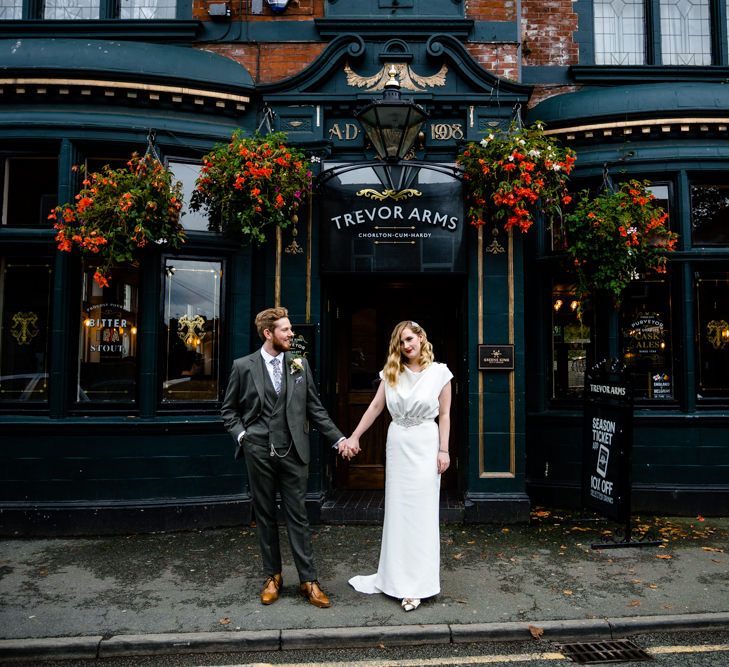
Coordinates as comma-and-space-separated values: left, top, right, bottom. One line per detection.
401, 598, 421, 612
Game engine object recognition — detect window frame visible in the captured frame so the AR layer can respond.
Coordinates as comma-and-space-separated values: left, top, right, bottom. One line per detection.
579, 0, 729, 66
9, 0, 187, 20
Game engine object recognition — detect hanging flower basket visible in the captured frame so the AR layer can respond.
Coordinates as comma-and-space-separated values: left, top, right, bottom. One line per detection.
562, 179, 678, 305
458, 120, 576, 233
190, 130, 312, 245
52, 153, 185, 288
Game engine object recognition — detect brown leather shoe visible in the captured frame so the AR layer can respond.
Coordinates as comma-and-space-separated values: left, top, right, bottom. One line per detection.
260, 574, 282, 605
299, 580, 331, 608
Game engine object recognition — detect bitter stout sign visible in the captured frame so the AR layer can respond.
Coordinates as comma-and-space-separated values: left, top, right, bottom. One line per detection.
320, 166, 465, 273
582, 362, 634, 522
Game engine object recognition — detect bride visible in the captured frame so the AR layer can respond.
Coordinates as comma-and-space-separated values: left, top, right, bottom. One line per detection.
342, 320, 452, 611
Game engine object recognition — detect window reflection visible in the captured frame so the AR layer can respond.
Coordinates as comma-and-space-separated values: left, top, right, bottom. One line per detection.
2, 158, 58, 227
691, 182, 729, 245
168, 161, 210, 232
620, 280, 674, 400
551, 279, 590, 399
79, 265, 139, 403
0, 258, 52, 402
162, 259, 221, 402
696, 272, 729, 399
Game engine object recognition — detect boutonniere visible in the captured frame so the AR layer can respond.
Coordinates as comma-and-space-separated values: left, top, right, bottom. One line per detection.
289, 357, 304, 375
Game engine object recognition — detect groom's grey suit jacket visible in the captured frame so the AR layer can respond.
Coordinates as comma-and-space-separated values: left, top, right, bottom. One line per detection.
221, 350, 343, 464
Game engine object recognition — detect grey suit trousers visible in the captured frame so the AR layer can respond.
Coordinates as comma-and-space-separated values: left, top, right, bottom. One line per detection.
242, 438, 316, 582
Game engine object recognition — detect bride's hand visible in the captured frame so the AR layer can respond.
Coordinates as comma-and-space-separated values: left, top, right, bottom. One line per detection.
437, 450, 450, 474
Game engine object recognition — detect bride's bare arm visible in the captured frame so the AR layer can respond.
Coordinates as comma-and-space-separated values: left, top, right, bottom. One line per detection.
347, 380, 386, 454
437, 381, 452, 474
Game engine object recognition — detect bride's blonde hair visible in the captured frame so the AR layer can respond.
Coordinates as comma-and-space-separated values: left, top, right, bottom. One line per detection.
382, 320, 434, 387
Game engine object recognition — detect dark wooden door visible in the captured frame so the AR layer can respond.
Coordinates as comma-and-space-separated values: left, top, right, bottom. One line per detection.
330, 277, 463, 490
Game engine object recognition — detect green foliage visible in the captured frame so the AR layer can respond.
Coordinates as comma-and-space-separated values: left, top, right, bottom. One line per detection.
562, 180, 678, 306
190, 130, 312, 245
53, 153, 185, 288
458, 121, 576, 233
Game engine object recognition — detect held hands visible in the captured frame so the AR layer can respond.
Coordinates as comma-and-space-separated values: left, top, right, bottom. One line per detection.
338, 436, 361, 460
437, 450, 450, 475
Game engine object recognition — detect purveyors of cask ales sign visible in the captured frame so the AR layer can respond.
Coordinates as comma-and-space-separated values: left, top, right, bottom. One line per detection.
319, 165, 465, 273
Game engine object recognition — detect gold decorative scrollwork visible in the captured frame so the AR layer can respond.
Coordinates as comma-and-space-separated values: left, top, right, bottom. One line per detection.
10, 312, 39, 345
356, 188, 422, 201
178, 314, 206, 347
707, 319, 729, 350
344, 62, 448, 92
485, 227, 505, 254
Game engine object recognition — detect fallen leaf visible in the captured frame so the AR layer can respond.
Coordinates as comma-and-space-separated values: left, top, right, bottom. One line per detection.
467, 540, 475, 544
656, 554, 672, 560
455, 598, 468, 604
702, 547, 724, 553
648, 584, 658, 589
528, 625, 545, 639
563, 589, 573, 596
697, 515, 705, 522
453, 553, 464, 560
533, 510, 551, 518
378, 643, 386, 649
501, 528, 510, 533
219, 617, 231, 626
629, 600, 641, 607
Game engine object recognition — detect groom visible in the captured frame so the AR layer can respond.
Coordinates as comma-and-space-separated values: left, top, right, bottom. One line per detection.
221, 306, 346, 608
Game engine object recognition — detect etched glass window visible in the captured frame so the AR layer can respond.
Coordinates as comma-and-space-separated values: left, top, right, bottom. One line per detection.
660, 0, 711, 65
168, 161, 209, 232
120, 0, 176, 19
696, 273, 729, 400
0, 258, 52, 402
161, 259, 221, 403
551, 278, 591, 399
43, 0, 100, 19
594, 0, 645, 65
2, 158, 58, 226
620, 280, 674, 400
78, 265, 139, 403
0, 0, 23, 20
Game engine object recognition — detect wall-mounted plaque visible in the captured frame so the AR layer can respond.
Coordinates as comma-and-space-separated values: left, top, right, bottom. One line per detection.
478, 344, 514, 371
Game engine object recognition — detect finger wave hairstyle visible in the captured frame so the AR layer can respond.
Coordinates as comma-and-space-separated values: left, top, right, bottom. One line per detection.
382, 320, 434, 386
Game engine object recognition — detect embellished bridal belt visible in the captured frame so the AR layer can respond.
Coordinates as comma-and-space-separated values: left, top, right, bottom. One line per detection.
392, 416, 433, 428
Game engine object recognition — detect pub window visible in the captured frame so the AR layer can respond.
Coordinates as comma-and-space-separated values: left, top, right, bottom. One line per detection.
168, 161, 209, 232
696, 272, 729, 400
690, 181, 729, 246
78, 264, 139, 403
620, 279, 674, 400
2, 158, 58, 226
551, 278, 591, 399
44, 0, 101, 19
0, 258, 52, 402
161, 258, 221, 403
594, 0, 645, 65
3, 0, 177, 19
0, 0, 23, 19
593, 0, 714, 65
119, 0, 176, 19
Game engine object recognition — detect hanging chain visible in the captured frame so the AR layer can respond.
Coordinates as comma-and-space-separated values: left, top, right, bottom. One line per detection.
145, 129, 161, 162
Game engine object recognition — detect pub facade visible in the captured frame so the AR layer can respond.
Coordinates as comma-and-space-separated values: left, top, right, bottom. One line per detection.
0, 0, 727, 534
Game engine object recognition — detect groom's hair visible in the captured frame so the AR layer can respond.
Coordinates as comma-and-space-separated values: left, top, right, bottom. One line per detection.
255, 306, 289, 340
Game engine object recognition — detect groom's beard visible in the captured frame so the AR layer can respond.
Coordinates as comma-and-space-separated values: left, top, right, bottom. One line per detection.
272, 339, 291, 353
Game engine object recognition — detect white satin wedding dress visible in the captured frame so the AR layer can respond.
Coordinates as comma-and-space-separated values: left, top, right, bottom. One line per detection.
349, 362, 453, 600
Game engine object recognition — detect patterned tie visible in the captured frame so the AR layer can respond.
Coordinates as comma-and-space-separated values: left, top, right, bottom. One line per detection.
271, 356, 282, 395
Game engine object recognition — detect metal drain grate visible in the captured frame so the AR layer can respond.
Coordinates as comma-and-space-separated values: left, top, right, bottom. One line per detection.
558, 639, 653, 664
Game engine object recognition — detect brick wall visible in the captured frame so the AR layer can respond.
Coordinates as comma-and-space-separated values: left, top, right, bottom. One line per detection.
200, 43, 327, 83
466, 43, 520, 82
466, 0, 516, 22
521, 0, 579, 67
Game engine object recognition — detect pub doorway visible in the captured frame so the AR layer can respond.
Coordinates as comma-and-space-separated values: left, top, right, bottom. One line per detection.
326, 275, 465, 492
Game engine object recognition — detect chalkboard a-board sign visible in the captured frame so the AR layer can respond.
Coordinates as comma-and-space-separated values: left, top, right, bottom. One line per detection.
582, 361, 633, 523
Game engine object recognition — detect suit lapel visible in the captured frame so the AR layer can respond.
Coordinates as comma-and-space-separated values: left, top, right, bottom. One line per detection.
248, 352, 266, 406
